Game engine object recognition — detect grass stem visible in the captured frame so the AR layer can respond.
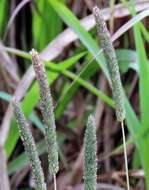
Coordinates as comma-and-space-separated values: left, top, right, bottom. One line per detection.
53, 174, 57, 190
121, 121, 130, 190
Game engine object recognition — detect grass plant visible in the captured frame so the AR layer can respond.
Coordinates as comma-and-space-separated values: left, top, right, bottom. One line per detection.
1, 1, 149, 189
93, 6, 130, 190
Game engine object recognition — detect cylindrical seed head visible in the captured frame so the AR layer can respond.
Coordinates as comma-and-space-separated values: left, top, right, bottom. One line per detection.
12, 99, 47, 190
30, 49, 59, 175
93, 6, 125, 122
84, 115, 97, 190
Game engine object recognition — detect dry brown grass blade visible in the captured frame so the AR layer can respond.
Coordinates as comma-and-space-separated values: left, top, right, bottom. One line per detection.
0, 147, 10, 190
0, 41, 19, 85
3, 0, 31, 41
0, 0, 149, 147
0, 41, 19, 131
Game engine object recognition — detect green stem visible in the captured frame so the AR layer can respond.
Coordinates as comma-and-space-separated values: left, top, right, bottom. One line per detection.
53, 174, 57, 190
121, 121, 130, 190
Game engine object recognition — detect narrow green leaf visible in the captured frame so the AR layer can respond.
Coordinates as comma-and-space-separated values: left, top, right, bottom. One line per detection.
32, 0, 63, 50
0, 91, 12, 102
134, 25, 149, 189
0, 0, 7, 36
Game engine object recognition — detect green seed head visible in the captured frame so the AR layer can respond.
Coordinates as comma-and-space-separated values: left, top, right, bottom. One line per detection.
84, 115, 97, 190
30, 49, 59, 175
93, 6, 125, 122
12, 99, 47, 190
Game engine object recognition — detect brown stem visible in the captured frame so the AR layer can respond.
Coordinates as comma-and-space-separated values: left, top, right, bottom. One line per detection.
0, 146, 10, 190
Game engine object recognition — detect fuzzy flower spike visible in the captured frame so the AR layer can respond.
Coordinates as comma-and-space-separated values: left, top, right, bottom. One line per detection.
93, 6, 125, 122
30, 49, 59, 176
93, 7, 130, 190
84, 115, 97, 190
12, 99, 47, 190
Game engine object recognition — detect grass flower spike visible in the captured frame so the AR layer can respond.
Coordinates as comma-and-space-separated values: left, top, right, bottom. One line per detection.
93, 6, 125, 122
93, 6, 130, 190
30, 49, 59, 176
12, 99, 47, 190
84, 115, 97, 190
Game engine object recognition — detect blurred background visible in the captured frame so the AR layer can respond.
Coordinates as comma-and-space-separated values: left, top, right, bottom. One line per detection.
0, 0, 149, 190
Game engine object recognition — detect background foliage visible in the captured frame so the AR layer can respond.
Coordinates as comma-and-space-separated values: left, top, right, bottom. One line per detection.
0, 0, 149, 189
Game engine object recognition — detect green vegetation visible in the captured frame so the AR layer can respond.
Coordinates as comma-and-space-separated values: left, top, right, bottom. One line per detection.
0, 0, 149, 189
